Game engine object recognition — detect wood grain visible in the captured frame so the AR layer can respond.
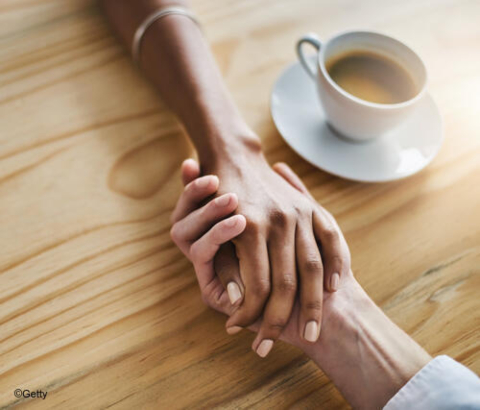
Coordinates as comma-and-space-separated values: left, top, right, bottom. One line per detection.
1, 0, 479, 408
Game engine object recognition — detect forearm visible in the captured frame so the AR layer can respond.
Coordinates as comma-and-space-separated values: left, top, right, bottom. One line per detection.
101, 0, 260, 167
303, 278, 431, 409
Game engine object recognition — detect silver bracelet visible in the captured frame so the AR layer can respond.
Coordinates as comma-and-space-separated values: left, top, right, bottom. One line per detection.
131, 6, 200, 67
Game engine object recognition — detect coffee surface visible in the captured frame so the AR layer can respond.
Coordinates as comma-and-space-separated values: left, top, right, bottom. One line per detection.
326, 50, 417, 104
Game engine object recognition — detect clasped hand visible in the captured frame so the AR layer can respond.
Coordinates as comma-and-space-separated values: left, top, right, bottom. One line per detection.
170, 157, 351, 357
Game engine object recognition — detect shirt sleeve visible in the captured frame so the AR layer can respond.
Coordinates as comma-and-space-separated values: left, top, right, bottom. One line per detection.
384, 355, 480, 410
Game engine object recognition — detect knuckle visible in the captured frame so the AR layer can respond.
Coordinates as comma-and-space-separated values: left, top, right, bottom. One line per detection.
250, 278, 271, 299
265, 316, 289, 331
331, 254, 344, 267
269, 208, 290, 227
244, 216, 263, 236
322, 226, 340, 242
304, 300, 323, 312
302, 257, 323, 275
277, 274, 297, 293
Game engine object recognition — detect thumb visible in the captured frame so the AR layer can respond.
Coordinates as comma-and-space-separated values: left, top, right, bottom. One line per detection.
214, 243, 246, 323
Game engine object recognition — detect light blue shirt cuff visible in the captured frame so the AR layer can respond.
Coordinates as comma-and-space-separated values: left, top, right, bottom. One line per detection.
384, 355, 480, 410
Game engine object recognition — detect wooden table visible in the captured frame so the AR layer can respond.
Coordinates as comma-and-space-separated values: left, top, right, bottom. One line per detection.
1, 0, 479, 408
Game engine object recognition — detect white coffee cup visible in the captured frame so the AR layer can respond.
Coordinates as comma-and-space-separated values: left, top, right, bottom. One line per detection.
296, 31, 427, 141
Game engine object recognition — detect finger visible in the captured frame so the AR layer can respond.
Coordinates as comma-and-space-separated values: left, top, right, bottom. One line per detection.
196, 262, 231, 315
251, 223, 297, 358
313, 208, 350, 292
189, 215, 247, 289
214, 242, 246, 310
272, 162, 314, 200
273, 162, 351, 292
171, 193, 239, 249
170, 175, 219, 224
225, 232, 270, 332
296, 216, 324, 343
181, 158, 201, 186
191, 217, 246, 318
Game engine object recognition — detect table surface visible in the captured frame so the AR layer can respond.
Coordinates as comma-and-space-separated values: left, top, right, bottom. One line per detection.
1, 0, 479, 408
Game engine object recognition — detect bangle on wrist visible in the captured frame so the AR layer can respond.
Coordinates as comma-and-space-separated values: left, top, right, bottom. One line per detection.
132, 6, 201, 68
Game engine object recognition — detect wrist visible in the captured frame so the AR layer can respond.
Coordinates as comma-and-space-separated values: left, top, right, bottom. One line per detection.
301, 277, 372, 359
180, 81, 263, 169
302, 276, 431, 409
195, 127, 264, 173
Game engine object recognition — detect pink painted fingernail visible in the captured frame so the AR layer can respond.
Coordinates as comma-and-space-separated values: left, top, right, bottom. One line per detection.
331, 272, 340, 292
215, 194, 231, 207
224, 216, 238, 227
227, 282, 242, 304
226, 326, 243, 335
196, 175, 217, 188
304, 320, 319, 343
196, 177, 210, 188
256, 339, 274, 358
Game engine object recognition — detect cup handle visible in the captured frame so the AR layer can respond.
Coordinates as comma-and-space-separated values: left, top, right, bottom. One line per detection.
296, 33, 322, 80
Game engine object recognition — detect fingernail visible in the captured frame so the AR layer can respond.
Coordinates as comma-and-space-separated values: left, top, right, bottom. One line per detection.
227, 282, 242, 304
304, 320, 319, 342
226, 326, 243, 335
331, 272, 340, 292
215, 194, 231, 207
224, 216, 238, 227
196, 175, 217, 188
256, 339, 274, 358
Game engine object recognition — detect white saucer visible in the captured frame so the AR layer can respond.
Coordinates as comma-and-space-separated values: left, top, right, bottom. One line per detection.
270, 58, 444, 182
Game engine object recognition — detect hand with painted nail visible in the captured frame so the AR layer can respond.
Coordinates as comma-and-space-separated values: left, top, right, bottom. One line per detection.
169, 165, 441, 409
171, 159, 351, 357
219, 161, 351, 356
105, 0, 348, 362
102, 4, 453, 406
205, 152, 350, 354
170, 159, 247, 315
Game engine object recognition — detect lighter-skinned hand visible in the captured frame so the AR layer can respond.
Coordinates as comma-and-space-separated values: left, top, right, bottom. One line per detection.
171, 159, 351, 357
